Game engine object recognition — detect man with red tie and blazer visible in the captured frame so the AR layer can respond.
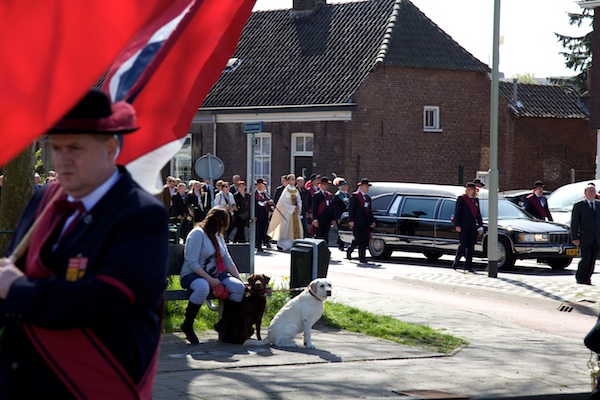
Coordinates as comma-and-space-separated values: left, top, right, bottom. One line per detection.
346, 178, 375, 263
571, 184, 600, 285
311, 177, 335, 243
0, 89, 169, 398
524, 180, 553, 221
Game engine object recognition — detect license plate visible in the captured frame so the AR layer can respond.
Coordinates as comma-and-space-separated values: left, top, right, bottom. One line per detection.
566, 248, 579, 256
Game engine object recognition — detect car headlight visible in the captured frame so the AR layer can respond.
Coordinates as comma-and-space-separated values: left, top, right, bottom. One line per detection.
517, 233, 549, 243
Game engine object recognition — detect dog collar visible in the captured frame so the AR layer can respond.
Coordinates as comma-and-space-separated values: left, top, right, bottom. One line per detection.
308, 288, 323, 301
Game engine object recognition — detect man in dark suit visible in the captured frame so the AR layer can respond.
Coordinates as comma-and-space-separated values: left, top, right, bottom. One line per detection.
162, 175, 176, 212
452, 182, 484, 273
571, 184, 600, 285
0, 89, 169, 398
524, 180, 553, 221
346, 178, 375, 263
254, 179, 273, 253
172, 182, 191, 242
311, 177, 335, 243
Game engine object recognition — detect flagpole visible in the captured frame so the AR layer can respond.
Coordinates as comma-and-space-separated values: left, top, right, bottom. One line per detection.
249, 131, 256, 273
487, 0, 501, 278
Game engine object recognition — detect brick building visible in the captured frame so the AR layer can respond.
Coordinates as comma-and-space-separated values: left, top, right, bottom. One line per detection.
498, 81, 590, 190
174, 0, 591, 192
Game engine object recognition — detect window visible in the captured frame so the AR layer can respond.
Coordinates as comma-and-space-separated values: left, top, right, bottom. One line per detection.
400, 197, 438, 218
372, 193, 399, 214
291, 133, 314, 178
439, 199, 456, 221
249, 133, 271, 191
292, 133, 314, 154
388, 195, 403, 215
171, 135, 192, 182
423, 106, 441, 132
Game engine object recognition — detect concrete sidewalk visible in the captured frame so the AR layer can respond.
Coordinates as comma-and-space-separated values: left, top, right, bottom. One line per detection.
153, 248, 598, 399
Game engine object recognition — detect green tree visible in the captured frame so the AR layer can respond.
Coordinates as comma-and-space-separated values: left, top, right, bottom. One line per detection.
552, 9, 592, 93
0, 145, 35, 254
512, 72, 537, 84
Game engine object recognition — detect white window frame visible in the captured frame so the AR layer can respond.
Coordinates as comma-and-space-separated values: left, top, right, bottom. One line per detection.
171, 134, 192, 181
423, 106, 442, 132
291, 132, 314, 174
246, 132, 272, 192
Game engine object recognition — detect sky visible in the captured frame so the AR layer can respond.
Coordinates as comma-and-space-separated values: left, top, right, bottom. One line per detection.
253, 0, 591, 79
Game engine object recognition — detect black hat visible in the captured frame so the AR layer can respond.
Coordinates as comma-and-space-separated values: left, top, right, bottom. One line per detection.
473, 178, 484, 187
50, 89, 139, 134
255, 178, 267, 185
466, 182, 476, 188
309, 173, 321, 181
533, 180, 545, 188
357, 178, 372, 187
320, 176, 331, 184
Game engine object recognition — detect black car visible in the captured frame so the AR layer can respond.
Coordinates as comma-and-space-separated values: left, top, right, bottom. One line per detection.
338, 182, 577, 270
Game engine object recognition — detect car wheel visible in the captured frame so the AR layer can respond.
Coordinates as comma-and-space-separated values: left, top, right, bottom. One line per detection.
368, 238, 392, 260
423, 251, 443, 261
547, 258, 573, 271
497, 238, 516, 271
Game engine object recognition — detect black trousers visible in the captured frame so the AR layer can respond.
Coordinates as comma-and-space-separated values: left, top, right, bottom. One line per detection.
255, 218, 268, 250
453, 226, 477, 269
315, 222, 331, 245
350, 225, 369, 260
577, 242, 599, 283
233, 216, 248, 243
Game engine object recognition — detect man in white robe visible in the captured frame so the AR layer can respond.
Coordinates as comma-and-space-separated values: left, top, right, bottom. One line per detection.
267, 174, 303, 250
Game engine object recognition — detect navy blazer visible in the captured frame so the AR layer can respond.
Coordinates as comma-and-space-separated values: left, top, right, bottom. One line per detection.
524, 194, 553, 221
312, 190, 334, 224
348, 191, 374, 228
571, 199, 600, 246
453, 195, 483, 230
0, 166, 169, 396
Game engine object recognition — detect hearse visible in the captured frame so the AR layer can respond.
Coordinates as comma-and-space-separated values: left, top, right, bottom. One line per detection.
338, 182, 577, 270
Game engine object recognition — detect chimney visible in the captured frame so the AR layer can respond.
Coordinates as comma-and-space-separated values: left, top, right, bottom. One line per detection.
293, 0, 326, 11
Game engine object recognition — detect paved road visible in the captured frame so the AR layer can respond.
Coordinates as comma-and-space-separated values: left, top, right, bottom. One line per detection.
153, 245, 599, 399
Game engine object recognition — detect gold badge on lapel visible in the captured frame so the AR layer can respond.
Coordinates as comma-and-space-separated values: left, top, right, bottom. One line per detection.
66, 255, 88, 282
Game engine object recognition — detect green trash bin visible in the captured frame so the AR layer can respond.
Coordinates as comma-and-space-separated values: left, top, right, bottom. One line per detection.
290, 239, 330, 296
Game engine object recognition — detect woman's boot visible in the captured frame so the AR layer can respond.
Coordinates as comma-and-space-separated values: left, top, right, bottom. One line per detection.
181, 302, 201, 344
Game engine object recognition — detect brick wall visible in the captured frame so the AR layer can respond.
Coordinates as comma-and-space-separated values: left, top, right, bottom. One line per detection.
501, 113, 593, 190
344, 65, 491, 187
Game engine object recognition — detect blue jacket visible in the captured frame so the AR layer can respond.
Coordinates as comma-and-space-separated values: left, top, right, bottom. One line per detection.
0, 166, 169, 398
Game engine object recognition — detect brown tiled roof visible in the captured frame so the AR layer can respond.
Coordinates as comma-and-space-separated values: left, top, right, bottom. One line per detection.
499, 81, 589, 119
201, 0, 489, 108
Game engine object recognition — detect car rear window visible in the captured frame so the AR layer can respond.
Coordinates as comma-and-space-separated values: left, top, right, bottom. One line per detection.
439, 199, 455, 221
400, 197, 438, 218
371, 193, 395, 212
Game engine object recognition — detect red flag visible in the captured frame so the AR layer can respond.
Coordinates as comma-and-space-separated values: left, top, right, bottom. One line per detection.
0, 0, 176, 167
105, 0, 255, 192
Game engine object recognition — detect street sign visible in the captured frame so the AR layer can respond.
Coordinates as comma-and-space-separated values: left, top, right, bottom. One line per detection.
194, 154, 224, 179
243, 121, 263, 134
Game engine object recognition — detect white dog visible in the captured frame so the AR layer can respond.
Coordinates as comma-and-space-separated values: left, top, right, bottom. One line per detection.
243, 278, 332, 349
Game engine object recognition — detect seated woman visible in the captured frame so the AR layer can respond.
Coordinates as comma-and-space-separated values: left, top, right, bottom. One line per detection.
179, 206, 246, 344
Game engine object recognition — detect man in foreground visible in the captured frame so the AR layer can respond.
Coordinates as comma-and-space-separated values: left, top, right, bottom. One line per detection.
0, 89, 169, 398
571, 183, 600, 285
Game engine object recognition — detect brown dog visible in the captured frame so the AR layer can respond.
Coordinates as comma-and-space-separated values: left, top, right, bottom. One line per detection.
215, 273, 270, 344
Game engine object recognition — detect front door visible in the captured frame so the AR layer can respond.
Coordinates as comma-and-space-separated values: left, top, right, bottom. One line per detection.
294, 156, 312, 179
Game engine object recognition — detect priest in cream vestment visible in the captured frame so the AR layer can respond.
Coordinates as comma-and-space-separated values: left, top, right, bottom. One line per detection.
267, 174, 303, 250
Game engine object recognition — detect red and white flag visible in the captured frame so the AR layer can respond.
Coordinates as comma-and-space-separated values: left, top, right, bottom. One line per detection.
0, 0, 175, 167
103, 0, 255, 193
